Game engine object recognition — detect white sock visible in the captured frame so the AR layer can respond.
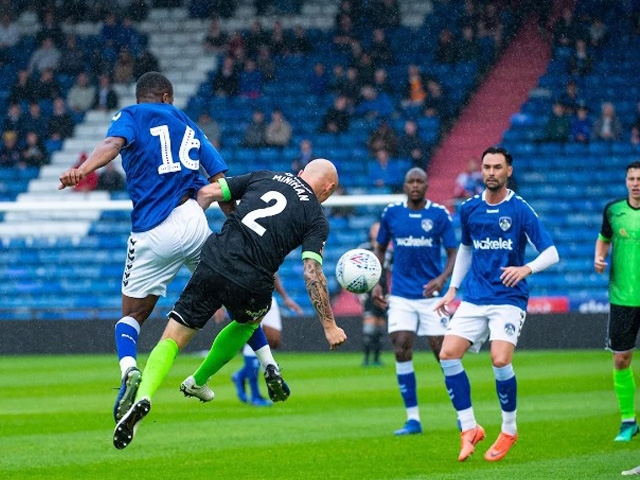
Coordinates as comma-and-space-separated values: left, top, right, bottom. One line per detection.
458, 407, 477, 431
501, 409, 517, 436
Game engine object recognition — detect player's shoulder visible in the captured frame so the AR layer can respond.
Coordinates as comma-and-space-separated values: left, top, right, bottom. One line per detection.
603, 197, 628, 212
458, 193, 483, 211
425, 199, 451, 216
381, 200, 405, 215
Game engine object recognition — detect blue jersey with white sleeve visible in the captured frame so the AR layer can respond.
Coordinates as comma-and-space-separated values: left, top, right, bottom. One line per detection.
106, 103, 228, 232
377, 200, 457, 299
459, 190, 554, 309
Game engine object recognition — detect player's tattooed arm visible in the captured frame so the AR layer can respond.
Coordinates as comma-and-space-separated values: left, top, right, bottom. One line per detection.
303, 258, 333, 324
303, 258, 347, 349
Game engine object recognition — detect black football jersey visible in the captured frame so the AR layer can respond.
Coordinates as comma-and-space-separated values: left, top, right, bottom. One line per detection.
200, 170, 329, 290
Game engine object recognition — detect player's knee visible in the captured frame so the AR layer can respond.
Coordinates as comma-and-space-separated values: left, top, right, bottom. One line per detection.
614, 353, 633, 370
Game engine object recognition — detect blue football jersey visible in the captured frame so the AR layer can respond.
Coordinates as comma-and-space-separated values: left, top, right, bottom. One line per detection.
377, 200, 457, 299
107, 103, 228, 232
459, 190, 555, 309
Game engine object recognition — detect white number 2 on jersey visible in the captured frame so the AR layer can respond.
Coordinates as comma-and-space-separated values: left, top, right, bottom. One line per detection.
151, 125, 201, 174
241, 191, 287, 236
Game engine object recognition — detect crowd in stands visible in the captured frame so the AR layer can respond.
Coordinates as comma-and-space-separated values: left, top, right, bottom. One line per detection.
0, 2, 157, 171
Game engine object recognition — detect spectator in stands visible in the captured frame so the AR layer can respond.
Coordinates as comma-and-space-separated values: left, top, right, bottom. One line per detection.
32, 68, 61, 101
544, 101, 570, 143
22, 102, 47, 139
239, 58, 263, 99
355, 85, 394, 120
212, 56, 240, 97
117, 16, 141, 56
67, 72, 97, 114
100, 12, 121, 63
369, 28, 394, 67
72, 152, 98, 192
133, 48, 160, 80
453, 158, 483, 201
0, 131, 21, 168
372, 67, 393, 96
27, 36, 60, 74
338, 66, 361, 107
202, 17, 229, 55
227, 30, 245, 60
97, 162, 126, 192
557, 79, 582, 115
552, 7, 581, 50
265, 108, 292, 147
256, 45, 276, 82
569, 103, 592, 144
368, 148, 404, 193
8, 69, 36, 105
329, 64, 346, 94
241, 108, 267, 147
0, 12, 19, 68
397, 120, 429, 169
2, 102, 23, 136
333, 14, 358, 54
291, 138, 314, 172
113, 48, 136, 85
319, 94, 350, 134
354, 51, 376, 87
290, 25, 313, 55
367, 119, 398, 157
568, 38, 593, 77
268, 21, 288, 56
20, 131, 49, 168
477, 2, 504, 49
456, 24, 480, 61
593, 102, 623, 141
424, 78, 447, 120
47, 97, 75, 141
93, 74, 119, 111
588, 16, 608, 48
245, 20, 268, 59
435, 28, 458, 64
369, 0, 401, 29
197, 111, 221, 148
401, 64, 429, 110
58, 33, 87, 76
309, 62, 329, 96
36, 10, 64, 48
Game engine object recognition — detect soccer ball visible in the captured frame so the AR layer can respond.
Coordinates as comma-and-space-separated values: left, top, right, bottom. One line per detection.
335, 248, 382, 294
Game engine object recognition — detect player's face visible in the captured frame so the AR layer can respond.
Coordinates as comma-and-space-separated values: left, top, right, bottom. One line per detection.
403, 172, 428, 200
482, 153, 512, 191
626, 168, 640, 202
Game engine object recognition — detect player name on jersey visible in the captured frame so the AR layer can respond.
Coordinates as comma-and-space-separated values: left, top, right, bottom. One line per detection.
272, 174, 310, 201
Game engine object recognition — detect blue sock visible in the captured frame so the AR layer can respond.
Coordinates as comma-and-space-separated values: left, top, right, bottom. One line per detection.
245, 355, 262, 398
441, 359, 472, 411
494, 364, 517, 412
396, 361, 418, 409
247, 325, 269, 351
114, 317, 140, 362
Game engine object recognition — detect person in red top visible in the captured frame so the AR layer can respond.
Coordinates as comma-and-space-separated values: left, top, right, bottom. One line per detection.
72, 152, 98, 192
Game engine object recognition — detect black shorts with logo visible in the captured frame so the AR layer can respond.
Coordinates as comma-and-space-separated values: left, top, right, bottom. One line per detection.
169, 261, 273, 329
606, 304, 640, 352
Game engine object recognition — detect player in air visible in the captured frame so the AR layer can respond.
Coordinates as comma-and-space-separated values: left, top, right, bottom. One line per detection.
435, 146, 559, 462
113, 159, 347, 449
58, 71, 279, 423
594, 161, 640, 444
371, 167, 457, 436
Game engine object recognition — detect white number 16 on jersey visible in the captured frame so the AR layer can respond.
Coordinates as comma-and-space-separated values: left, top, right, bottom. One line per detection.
151, 125, 201, 174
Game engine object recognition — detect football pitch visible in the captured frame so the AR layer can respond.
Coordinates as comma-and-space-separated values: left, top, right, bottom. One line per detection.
1, 350, 637, 480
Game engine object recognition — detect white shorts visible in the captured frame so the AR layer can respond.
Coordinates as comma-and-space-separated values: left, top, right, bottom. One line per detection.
122, 199, 211, 298
261, 297, 282, 331
445, 302, 527, 353
387, 295, 449, 336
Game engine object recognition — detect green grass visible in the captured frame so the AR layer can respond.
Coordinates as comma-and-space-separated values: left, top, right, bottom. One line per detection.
0, 350, 637, 479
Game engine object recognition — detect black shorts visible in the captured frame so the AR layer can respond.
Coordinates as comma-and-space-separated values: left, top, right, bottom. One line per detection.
169, 261, 273, 329
606, 304, 640, 352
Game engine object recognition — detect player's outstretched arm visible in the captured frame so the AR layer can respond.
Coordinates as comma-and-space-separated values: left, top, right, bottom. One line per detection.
302, 258, 347, 349
58, 137, 125, 189
594, 238, 610, 274
197, 179, 225, 210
